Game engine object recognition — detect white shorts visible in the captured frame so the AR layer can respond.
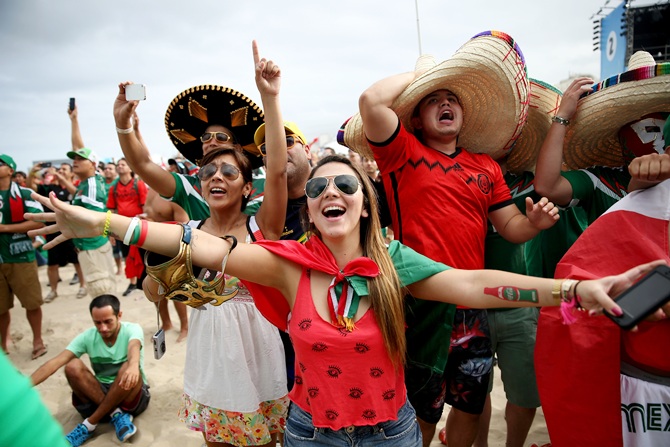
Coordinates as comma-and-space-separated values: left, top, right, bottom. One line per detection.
620, 370, 670, 447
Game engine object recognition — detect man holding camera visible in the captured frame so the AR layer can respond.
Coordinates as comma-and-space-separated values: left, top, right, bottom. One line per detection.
30, 294, 150, 447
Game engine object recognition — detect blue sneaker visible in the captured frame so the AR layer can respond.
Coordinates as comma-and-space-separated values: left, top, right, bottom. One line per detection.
65, 423, 91, 447
110, 411, 137, 442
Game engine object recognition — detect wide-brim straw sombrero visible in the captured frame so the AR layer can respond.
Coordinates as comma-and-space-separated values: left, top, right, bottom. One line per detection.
507, 79, 562, 174
164, 85, 264, 166
338, 31, 530, 161
563, 52, 670, 169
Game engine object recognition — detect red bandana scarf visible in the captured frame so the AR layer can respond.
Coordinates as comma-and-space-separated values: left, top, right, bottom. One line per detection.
243, 236, 379, 332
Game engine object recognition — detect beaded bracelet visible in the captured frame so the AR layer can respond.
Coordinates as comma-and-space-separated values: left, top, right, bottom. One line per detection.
102, 210, 112, 237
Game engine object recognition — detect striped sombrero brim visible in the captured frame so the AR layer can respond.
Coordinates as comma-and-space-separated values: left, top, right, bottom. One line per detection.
563, 63, 670, 169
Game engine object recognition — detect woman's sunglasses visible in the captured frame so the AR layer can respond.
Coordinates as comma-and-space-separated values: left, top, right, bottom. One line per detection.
304, 174, 361, 199
197, 163, 241, 182
258, 135, 303, 156
200, 132, 234, 144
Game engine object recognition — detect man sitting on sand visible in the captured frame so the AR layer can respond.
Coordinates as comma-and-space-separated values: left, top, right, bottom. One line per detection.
30, 294, 150, 446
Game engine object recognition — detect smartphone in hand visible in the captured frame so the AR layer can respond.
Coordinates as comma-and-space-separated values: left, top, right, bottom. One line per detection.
69, 97, 75, 111
606, 264, 670, 330
125, 84, 146, 101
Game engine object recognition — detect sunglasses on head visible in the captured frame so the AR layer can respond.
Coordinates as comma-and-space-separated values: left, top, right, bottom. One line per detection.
197, 163, 241, 182
200, 132, 234, 144
259, 135, 303, 156
304, 174, 361, 199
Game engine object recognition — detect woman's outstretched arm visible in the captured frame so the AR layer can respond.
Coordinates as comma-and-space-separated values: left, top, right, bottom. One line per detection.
407, 260, 667, 317
26, 191, 291, 291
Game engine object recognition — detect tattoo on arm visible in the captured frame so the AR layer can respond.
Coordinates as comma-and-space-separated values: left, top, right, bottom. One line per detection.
484, 286, 539, 303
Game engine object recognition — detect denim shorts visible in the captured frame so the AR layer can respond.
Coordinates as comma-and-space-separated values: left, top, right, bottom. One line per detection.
284, 399, 422, 446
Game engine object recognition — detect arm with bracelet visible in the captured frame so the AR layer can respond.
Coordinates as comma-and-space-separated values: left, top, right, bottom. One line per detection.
26, 190, 667, 319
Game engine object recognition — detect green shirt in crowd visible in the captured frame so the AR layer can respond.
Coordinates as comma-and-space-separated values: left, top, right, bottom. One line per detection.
66, 321, 146, 385
71, 174, 109, 251
0, 353, 68, 447
0, 183, 43, 263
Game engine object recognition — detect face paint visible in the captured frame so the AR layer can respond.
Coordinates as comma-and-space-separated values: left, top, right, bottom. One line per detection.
619, 113, 669, 164
484, 286, 539, 303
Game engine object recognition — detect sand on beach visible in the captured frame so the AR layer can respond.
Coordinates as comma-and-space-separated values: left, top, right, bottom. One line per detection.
6, 263, 550, 447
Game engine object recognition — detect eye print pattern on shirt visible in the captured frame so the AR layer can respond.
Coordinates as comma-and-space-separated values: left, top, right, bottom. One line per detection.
298, 318, 312, 330
349, 387, 364, 399
337, 327, 350, 337
325, 410, 339, 421
295, 375, 303, 385
308, 387, 319, 398
361, 409, 377, 420
370, 367, 384, 378
326, 365, 342, 378
382, 389, 396, 400
299, 362, 307, 373
354, 342, 370, 353
312, 342, 328, 352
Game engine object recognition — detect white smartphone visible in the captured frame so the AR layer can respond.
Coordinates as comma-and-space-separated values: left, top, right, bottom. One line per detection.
125, 84, 146, 101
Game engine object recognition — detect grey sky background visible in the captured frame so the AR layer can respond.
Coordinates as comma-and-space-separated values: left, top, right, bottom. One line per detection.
0, 0, 644, 171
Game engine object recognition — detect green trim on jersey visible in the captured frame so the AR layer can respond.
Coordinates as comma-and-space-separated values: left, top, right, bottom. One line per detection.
72, 174, 109, 250
562, 166, 629, 224
165, 172, 210, 221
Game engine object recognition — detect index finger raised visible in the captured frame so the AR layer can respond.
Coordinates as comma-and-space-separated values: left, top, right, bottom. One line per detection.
252, 40, 260, 65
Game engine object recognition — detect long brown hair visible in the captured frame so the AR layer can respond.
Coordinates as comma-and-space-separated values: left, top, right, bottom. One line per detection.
302, 155, 406, 368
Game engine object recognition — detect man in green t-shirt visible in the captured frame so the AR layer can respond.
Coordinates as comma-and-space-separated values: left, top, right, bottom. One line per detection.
0, 153, 47, 360
31, 294, 149, 447
66, 148, 116, 299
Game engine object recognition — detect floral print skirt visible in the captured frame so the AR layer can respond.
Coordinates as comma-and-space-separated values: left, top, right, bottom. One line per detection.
179, 393, 289, 446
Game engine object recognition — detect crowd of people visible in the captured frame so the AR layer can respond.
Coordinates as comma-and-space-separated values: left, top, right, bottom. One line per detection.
0, 33, 668, 447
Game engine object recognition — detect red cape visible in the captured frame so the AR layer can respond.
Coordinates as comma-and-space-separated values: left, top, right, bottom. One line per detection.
535, 181, 670, 447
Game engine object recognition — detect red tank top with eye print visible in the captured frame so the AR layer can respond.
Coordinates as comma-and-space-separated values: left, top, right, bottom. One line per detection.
287, 268, 407, 430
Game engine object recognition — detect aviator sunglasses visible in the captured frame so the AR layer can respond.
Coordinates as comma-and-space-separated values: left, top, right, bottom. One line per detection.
304, 174, 361, 199
197, 163, 241, 182
200, 132, 234, 144
258, 135, 303, 156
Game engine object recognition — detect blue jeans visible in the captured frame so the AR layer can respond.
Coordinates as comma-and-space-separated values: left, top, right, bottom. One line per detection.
284, 399, 422, 446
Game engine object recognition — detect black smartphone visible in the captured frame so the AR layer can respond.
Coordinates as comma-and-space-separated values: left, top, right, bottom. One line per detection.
69, 97, 75, 111
41, 162, 52, 168
606, 264, 670, 330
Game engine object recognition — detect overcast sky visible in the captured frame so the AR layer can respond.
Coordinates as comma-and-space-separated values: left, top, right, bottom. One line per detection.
1, 0, 649, 171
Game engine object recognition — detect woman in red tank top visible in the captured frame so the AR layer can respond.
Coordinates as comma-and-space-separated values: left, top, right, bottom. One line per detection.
28, 155, 667, 446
